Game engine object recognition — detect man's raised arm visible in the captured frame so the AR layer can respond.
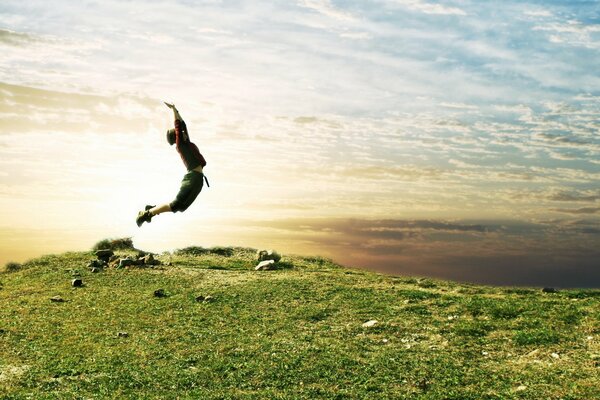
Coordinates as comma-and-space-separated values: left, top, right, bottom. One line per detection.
164, 102, 182, 121
165, 102, 189, 143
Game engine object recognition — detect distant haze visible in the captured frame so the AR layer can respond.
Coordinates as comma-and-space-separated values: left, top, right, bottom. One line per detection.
0, 1, 598, 287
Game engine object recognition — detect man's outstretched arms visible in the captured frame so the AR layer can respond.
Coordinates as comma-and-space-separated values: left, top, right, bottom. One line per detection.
164, 102, 182, 121
165, 102, 189, 143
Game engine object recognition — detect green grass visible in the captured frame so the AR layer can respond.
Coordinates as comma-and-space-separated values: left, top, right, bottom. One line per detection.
0, 247, 599, 399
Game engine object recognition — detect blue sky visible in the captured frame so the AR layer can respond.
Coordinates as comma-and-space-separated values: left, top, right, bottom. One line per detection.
0, 0, 599, 286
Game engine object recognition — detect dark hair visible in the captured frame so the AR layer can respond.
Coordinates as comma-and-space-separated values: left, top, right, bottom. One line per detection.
166, 129, 176, 146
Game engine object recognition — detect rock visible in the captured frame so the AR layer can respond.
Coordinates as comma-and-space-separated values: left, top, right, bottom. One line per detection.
71, 278, 83, 287
117, 332, 129, 338
95, 249, 114, 262
118, 258, 135, 268
143, 254, 161, 266
257, 249, 281, 263
542, 287, 557, 293
50, 296, 64, 302
195, 295, 214, 303
87, 259, 106, 270
362, 320, 378, 328
551, 352, 560, 359
255, 260, 276, 271
153, 289, 167, 298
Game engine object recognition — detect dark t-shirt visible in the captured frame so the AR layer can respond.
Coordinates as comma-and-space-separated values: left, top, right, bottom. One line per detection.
174, 119, 207, 171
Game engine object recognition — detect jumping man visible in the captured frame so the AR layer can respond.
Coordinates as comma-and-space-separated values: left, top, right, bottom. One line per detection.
136, 102, 208, 227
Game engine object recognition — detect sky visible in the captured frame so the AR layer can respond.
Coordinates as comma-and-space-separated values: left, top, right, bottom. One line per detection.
0, 0, 599, 287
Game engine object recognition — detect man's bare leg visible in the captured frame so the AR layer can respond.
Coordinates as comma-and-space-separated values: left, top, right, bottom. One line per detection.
150, 203, 171, 216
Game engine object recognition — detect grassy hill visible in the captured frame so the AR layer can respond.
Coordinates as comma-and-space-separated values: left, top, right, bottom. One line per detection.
1, 245, 599, 399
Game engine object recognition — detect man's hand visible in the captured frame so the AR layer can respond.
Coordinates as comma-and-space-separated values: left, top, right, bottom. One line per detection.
164, 102, 176, 109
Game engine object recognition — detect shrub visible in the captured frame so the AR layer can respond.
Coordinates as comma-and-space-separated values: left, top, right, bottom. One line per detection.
3, 262, 22, 273
92, 237, 135, 251
175, 246, 234, 257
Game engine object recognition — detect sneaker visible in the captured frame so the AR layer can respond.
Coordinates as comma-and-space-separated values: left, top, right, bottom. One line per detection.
136, 209, 153, 227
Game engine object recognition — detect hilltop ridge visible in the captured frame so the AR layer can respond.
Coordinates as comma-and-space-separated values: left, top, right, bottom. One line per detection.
1, 245, 599, 399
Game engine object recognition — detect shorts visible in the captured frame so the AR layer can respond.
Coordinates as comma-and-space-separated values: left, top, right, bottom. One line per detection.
170, 170, 204, 213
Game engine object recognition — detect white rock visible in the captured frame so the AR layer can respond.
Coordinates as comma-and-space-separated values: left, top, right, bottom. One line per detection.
551, 352, 560, 359
587, 336, 593, 340
255, 260, 276, 271
516, 385, 527, 392
382, 338, 389, 343
362, 320, 378, 328
482, 351, 489, 356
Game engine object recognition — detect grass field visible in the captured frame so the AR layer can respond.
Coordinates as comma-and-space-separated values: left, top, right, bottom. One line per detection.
1, 246, 599, 399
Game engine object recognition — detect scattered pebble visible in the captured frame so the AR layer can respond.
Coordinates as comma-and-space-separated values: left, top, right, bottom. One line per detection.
482, 351, 489, 356
447, 315, 459, 320
587, 336, 593, 340
382, 338, 389, 344
195, 295, 214, 303
362, 320, 378, 328
551, 352, 560, 359
50, 296, 64, 303
516, 385, 527, 392
71, 278, 83, 287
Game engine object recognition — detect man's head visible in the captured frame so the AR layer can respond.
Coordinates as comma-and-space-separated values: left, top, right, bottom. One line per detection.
166, 129, 176, 146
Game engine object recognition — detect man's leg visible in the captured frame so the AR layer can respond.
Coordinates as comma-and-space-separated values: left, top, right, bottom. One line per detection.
150, 204, 171, 216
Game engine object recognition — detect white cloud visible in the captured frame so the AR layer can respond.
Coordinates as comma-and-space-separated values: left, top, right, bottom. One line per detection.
298, 0, 356, 22
534, 20, 600, 49
390, 0, 467, 16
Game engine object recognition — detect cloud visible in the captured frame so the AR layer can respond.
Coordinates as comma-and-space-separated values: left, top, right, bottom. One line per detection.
388, 0, 467, 16
298, 0, 356, 22
0, 29, 35, 45
547, 190, 600, 202
552, 207, 600, 215
533, 19, 600, 49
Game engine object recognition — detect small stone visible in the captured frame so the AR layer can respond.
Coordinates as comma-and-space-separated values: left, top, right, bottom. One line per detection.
382, 338, 389, 344
542, 287, 557, 293
154, 289, 167, 298
117, 332, 129, 338
587, 336, 593, 340
362, 320, 378, 328
50, 296, 64, 302
482, 351, 489, 356
196, 295, 214, 303
118, 258, 135, 268
515, 385, 527, 392
551, 352, 560, 359
255, 260, 276, 271
71, 278, 83, 287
